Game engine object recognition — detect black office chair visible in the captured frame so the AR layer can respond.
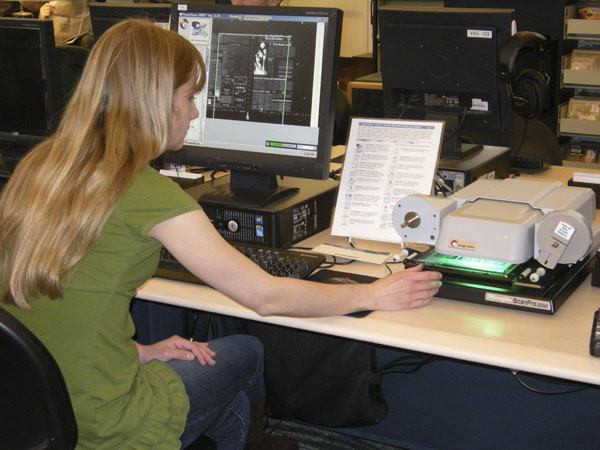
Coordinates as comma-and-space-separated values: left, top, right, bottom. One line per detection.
0, 307, 78, 450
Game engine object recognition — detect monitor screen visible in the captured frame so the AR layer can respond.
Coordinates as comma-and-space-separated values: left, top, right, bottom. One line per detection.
379, 6, 516, 158
89, 2, 172, 39
164, 3, 342, 207
0, 18, 60, 141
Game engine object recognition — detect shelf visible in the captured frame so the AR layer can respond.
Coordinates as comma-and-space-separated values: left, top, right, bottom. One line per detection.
559, 5, 600, 165
559, 98, 600, 138
563, 68, 600, 87
560, 116, 600, 136
565, 5, 600, 40
565, 19, 600, 39
563, 159, 600, 168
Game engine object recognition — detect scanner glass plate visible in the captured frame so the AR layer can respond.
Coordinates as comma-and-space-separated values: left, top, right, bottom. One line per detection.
414, 252, 517, 276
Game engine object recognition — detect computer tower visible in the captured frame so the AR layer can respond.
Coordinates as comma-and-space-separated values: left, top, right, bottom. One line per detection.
186, 176, 338, 248
437, 146, 510, 192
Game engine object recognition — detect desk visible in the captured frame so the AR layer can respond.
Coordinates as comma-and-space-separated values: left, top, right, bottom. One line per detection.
137, 164, 600, 386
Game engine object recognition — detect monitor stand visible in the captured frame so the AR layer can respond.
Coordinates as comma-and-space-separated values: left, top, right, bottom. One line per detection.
427, 111, 482, 160
199, 171, 299, 209
442, 141, 482, 160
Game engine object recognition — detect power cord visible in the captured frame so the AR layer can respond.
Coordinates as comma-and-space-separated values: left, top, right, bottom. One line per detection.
511, 117, 530, 159
434, 173, 454, 197
376, 353, 438, 375
511, 370, 590, 395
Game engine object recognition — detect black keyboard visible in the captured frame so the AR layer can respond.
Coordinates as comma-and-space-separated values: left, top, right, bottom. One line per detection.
509, 155, 547, 171
156, 243, 326, 284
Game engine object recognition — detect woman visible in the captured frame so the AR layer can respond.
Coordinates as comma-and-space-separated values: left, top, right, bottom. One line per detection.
0, 20, 441, 449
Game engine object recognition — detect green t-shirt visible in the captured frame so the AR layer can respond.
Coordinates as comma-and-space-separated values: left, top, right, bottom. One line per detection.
2, 167, 201, 449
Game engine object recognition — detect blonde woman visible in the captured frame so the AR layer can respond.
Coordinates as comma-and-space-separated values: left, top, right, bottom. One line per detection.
0, 19, 441, 450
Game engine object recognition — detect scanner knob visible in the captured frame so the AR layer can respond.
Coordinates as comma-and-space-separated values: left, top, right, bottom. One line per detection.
227, 220, 239, 233
401, 212, 421, 229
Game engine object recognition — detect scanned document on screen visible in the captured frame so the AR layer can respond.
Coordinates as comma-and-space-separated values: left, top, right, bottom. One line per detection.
331, 118, 443, 243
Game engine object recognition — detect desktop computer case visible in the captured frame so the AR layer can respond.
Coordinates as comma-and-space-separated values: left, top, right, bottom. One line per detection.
187, 177, 338, 248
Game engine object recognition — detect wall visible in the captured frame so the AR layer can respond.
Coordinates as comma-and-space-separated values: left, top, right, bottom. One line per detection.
284, 0, 371, 57
285, 0, 444, 58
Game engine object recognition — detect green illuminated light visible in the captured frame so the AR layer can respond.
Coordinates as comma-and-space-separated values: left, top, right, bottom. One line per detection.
457, 281, 510, 293
417, 252, 516, 275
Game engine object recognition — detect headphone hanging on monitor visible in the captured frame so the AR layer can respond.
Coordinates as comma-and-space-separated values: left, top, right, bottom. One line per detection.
499, 31, 550, 119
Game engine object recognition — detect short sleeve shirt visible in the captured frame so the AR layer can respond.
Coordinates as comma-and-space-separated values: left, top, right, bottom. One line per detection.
2, 166, 201, 449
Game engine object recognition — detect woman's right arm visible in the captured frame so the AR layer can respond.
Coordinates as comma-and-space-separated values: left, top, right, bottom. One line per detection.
148, 209, 442, 318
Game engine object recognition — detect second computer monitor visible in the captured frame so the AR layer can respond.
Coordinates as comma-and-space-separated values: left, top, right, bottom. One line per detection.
0, 18, 60, 144
164, 3, 342, 207
379, 6, 516, 157
89, 2, 171, 39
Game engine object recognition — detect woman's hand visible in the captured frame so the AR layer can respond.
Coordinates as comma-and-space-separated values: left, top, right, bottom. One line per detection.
135, 336, 216, 366
368, 264, 442, 311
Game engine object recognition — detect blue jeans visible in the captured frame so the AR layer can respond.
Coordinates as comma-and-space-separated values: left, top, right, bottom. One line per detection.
168, 334, 265, 449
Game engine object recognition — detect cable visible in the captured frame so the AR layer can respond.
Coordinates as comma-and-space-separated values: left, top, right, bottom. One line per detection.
331, 256, 356, 266
384, 260, 403, 275
442, 108, 468, 145
329, 167, 341, 180
289, 246, 357, 268
511, 371, 590, 395
316, 255, 357, 269
434, 174, 454, 197
209, 169, 228, 180
377, 354, 437, 375
511, 117, 529, 159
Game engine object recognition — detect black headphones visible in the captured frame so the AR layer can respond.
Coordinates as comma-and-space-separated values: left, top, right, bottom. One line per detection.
499, 31, 550, 119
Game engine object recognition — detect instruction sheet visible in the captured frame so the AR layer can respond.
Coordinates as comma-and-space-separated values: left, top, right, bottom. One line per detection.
331, 117, 443, 243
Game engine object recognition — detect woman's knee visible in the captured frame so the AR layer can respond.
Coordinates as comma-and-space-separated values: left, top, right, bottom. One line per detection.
211, 334, 263, 373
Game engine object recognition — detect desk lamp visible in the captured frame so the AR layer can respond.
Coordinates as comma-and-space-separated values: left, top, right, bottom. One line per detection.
12, 2, 34, 18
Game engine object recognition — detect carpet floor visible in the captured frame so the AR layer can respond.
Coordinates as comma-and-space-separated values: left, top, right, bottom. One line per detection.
268, 419, 402, 450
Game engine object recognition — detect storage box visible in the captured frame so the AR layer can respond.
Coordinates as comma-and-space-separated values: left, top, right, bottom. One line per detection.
570, 49, 600, 70
567, 96, 600, 121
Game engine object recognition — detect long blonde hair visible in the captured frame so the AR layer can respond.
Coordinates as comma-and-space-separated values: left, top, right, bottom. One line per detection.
0, 19, 206, 308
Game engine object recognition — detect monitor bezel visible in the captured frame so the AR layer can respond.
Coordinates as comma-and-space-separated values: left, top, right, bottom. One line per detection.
89, 2, 172, 40
163, 3, 342, 182
379, 6, 515, 141
0, 18, 60, 140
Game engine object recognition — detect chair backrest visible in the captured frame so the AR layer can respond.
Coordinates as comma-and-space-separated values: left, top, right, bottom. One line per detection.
0, 307, 78, 450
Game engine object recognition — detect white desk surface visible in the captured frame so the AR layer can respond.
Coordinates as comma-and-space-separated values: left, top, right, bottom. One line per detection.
138, 164, 600, 386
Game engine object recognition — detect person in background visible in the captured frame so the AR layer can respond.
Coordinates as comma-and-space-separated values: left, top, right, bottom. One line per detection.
0, 18, 441, 450
39, 0, 92, 45
0, 1, 43, 17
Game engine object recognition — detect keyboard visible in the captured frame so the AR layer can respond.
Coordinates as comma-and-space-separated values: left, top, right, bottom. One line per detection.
509, 155, 547, 172
156, 243, 326, 285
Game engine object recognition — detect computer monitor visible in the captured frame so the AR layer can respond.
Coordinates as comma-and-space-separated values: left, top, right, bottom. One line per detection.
89, 2, 172, 39
379, 6, 516, 159
0, 18, 60, 149
164, 3, 342, 207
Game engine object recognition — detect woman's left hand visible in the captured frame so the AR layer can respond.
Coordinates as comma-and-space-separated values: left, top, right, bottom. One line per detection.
135, 335, 216, 365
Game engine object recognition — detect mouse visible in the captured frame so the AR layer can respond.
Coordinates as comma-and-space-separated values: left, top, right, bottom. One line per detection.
322, 276, 358, 285
321, 276, 372, 318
